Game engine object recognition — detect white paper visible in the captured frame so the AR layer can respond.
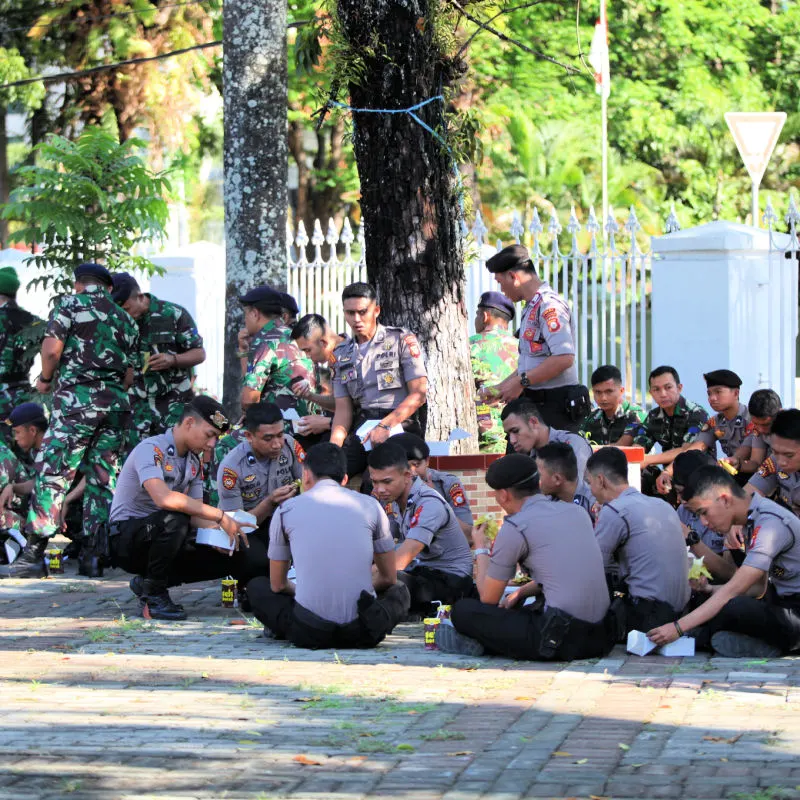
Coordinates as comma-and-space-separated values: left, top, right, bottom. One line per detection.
228, 510, 258, 532
282, 408, 301, 421
195, 527, 235, 551
626, 630, 657, 656
657, 637, 695, 657
356, 420, 403, 451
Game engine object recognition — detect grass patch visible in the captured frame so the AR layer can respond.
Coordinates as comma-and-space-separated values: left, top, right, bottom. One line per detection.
356, 739, 415, 754
421, 729, 466, 742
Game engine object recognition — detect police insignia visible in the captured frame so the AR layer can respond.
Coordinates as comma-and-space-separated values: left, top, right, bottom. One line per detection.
404, 334, 421, 359
167, 445, 175, 457
222, 467, 237, 490
714, 429, 725, 439
750, 525, 761, 547
530, 341, 543, 353
244, 474, 256, 483
211, 410, 229, 429
542, 307, 560, 333
449, 484, 466, 507
279, 453, 289, 466
759, 458, 777, 477
191, 465, 197, 478
381, 372, 396, 386
523, 328, 535, 341
383, 339, 393, 351
410, 506, 423, 528
779, 471, 789, 480
247, 453, 257, 466
384, 502, 395, 517
164, 464, 174, 472
153, 446, 164, 467
294, 441, 306, 463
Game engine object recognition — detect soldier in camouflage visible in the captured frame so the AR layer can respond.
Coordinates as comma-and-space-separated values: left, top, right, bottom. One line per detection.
469, 292, 518, 453
111, 273, 206, 449
1, 263, 138, 579
0, 267, 44, 446
579, 365, 646, 445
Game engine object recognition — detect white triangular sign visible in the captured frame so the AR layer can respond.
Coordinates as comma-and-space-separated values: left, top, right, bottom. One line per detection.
725, 112, 786, 185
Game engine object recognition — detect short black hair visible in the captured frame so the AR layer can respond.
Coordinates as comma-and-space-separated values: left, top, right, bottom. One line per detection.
304, 442, 347, 483
591, 365, 622, 386
683, 464, 745, 502
480, 305, 513, 323
649, 365, 680, 385
291, 313, 327, 341
672, 449, 716, 488
31, 418, 47, 433
244, 402, 284, 430
748, 389, 781, 419
770, 409, 800, 443
535, 442, 578, 482
245, 300, 282, 318
586, 447, 629, 484
485, 454, 539, 497
367, 441, 409, 471
342, 282, 377, 303
500, 398, 543, 423
388, 432, 429, 461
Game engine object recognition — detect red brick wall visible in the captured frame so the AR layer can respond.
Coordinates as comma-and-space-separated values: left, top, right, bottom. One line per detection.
429, 455, 504, 519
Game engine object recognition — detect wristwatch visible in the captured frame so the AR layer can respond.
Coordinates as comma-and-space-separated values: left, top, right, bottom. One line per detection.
473, 548, 490, 561
519, 371, 531, 388
685, 527, 700, 547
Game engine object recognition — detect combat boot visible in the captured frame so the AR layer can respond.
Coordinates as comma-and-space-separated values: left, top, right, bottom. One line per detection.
0, 535, 48, 579
77, 547, 104, 578
130, 575, 183, 611
141, 580, 187, 621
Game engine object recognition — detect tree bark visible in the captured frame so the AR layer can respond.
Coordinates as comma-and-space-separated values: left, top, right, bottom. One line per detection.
222, 0, 288, 415
0, 107, 8, 249
336, 0, 478, 448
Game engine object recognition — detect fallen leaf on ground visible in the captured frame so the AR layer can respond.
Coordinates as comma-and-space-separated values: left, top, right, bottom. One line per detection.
293, 697, 321, 702
618, 743, 630, 750
229, 619, 246, 626
346, 756, 367, 765
293, 755, 322, 766
238, 740, 257, 745
590, 795, 610, 800
447, 751, 473, 757
575, 758, 588, 764
552, 751, 572, 757
703, 734, 741, 744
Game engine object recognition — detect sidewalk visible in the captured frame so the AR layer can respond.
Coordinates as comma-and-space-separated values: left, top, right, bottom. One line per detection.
1, 563, 799, 800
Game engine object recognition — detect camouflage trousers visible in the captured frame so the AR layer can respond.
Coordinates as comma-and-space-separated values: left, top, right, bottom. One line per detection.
125, 393, 188, 453
25, 408, 126, 540
476, 403, 508, 454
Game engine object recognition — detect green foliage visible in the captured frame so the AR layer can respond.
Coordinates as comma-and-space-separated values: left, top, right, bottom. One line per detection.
2, 126, 170, 294
0, 47, 45, 110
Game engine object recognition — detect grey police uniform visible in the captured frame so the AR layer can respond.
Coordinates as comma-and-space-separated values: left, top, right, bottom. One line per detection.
450, 495, 612, 661
694, 403, 753, 458
595, 487, 690, 632
518, 283, 589, 432
535, 427, 597, 516
748, 457, 800, 517
677, 503, 725, 554
428, 467, 474, 527
246, 479, 410, 648
700, 494, 800, 654
396, 476, 474, 613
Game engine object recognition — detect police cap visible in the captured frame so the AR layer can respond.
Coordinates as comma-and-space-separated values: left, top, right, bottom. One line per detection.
389, 432, 430, 461
279, 292, 299, 315
478, 291, 515, 318
7, 402, 47, 428
485, 454, 539, 491
239, 285, 284, 313
111, 271, 140, 305
703, 369, 742, 389
485, 245, 533, 274
188, 395, 231, 434
74, 262, 113, 287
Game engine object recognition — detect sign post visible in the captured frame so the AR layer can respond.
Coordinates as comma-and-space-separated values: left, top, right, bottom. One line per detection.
724, 112, 786, 228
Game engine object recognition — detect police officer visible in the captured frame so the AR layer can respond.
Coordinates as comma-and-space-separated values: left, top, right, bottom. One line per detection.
217, 402, 303, 585
107, 396, 247, 620
0, 266, 43, 446
579, 365, 646, 445
586, 448, 690, 633
330, 283, 428, 478
439, 454, 612, 660
535, 442, 597, 522
482, 245, 589, 432
740, 389, 782, 473
649, 465, 800, 657
368, 442, 473, 614
2, 263, 138, 579
111, 273, 206, 446
747, 409, 800, 517
247, 443, 410, 648
470, 291, 518, 453
238, 286, 315, 414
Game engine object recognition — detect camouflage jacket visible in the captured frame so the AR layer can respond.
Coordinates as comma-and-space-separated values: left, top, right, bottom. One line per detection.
0, 301, 44, 411
624, 395, 708, 452
46, 284, 138, 413
132, 294, 203, 405
243, 320, 314, 414
580, 399, 647, 445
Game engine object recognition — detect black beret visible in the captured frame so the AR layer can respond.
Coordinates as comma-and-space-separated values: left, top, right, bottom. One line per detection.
389, 432, 430, 461
279, 292, 299, 315
703, 369, 742, 389
75, 262, 113, 287
239, 285, 284, 312
7, 402, 47, 428
485, 245, 533, 274
111, 272, 140, 305
672, 449, 716, 487
189, 395, 230, 433
486, 454, 539, 491
478, 291, 516, 318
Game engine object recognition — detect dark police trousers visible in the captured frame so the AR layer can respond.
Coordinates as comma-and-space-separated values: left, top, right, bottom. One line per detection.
522, 386, 590, 435
247, 578, 411, 649
695, 585, 800, 654
451, 598, 613, 661
397, 565, 475, 615
343, 407, 425, 478
623, 595, 680, 635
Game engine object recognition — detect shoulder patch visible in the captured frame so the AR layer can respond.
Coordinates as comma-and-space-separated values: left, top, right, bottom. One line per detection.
750, 525, 761, 548
153, 446, 164, 467
449, 483, 466, 507
758, 457, 777, 478
403, 333, 421, 359
410, 506, 423, 528
542, 307, 561, 332
222, 467, 237, 490
294, 440, 306, 463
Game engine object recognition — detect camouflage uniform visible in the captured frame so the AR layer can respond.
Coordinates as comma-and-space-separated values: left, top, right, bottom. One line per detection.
580, 399, 647, 445
624, 395, 708, 452
469, 327, 518, 453
0, 440, 32, 530
204, 425, 246, 507
0, 302, 44, 445
25, 285, 138, 541
128, 295, 204, 449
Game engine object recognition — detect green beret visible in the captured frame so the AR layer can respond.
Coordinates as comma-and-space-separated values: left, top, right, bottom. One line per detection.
0, 267, 20, 297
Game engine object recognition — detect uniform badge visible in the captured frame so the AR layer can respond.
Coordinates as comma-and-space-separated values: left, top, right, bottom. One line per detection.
759, 457, 777, 477
734, 416, 743, 428
211, 410, 229, 429
222, 467, 237, 490
294, 440, 306, 463
247, 453, 257, 466
279, 453, 289, 466
779, 471, 789, 480
380, 372, 397, 387
383, 339, 393, 351
771, 564, 786, 579
700, 423, 709, 432
167, 445, 175, 457
750, 525, 761, 547
523, 328, 535, 341
164, 464, 174, 472
714, 429, 725, 439
404, 334, 421, 359
449, 484, 466, 507
244, 474, 256, 483
530, 341, 543, 354
410, 505, 423, 528
190, 465, 197, 478
542, 307, 560, 333
384, 502, 395, 517
153, 446, 164, 467
745, 421, 756, 435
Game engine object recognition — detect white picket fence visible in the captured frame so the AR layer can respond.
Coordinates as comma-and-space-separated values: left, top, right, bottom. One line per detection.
287, 205, 670, 407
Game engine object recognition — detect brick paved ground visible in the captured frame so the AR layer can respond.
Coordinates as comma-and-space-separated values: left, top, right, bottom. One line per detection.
2, 559, 800, 800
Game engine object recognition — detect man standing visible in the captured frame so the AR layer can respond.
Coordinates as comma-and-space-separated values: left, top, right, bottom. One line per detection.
580, 365, 646, 445
111, 273, 206, 444
0, 266, 43, 446
469, 291, 518, 453
483, 245, 589, 432
247, 443, 410, 648
330, 283, 428, 478
2, 263, 138, 579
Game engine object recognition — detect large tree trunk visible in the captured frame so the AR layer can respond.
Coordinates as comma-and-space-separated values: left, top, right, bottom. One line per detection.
336, 0, 478, 447
222, 0, 288, 415
0, 107, 8, 249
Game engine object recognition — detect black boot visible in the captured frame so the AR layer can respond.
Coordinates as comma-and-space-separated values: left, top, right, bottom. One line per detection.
141, 580, 187, 621
77, 546, 104, 578
130, 575, 184, 611
0, 536, 48, 579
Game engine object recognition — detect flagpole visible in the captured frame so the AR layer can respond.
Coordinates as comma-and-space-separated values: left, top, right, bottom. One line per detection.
601, 0, 608, 242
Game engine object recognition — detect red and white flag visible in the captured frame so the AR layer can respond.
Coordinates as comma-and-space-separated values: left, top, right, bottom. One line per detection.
589, 17, 610, 98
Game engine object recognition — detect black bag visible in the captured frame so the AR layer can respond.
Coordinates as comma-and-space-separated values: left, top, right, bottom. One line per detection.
537, 607, 573, 659
564, 385, 591, 423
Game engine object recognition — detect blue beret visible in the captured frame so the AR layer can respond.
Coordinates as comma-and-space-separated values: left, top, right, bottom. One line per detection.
75, 262, 113, 286
7, 402, 47, 428
111, 272, 140, 305
478, 291, 515, 318
279, 292, 299, 315
239, 285, 284, 311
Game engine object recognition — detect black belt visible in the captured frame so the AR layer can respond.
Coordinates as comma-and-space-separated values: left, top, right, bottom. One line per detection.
523, 386, 573, 403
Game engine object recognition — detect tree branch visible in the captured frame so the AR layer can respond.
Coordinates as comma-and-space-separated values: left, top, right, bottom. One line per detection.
456, 0, 551, 58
